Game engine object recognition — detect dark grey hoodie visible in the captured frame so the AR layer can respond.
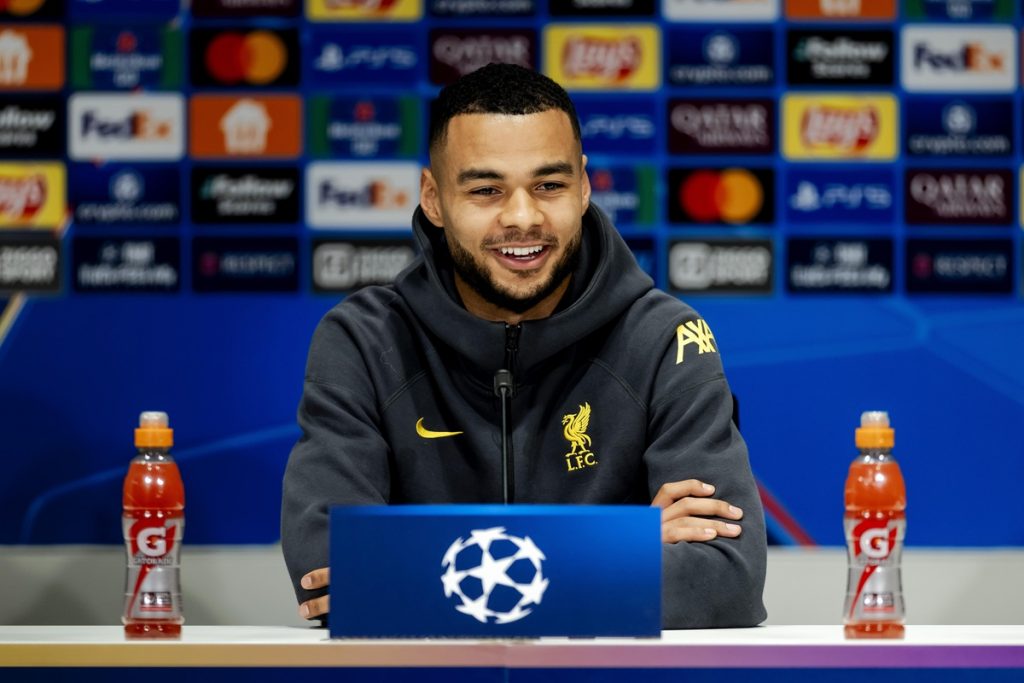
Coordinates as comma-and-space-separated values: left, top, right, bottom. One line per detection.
282, 204, 767, 629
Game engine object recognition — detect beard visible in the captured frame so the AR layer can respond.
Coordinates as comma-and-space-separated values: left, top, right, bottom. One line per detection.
447, 228, 583, 315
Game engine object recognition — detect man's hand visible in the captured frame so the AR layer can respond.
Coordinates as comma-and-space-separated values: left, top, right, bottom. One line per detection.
298, 568, 329, 620
651, 480, 744, 544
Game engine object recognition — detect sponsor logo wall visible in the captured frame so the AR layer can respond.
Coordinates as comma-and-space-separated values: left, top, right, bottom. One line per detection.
0, 0, 1023, 554
0, 2, 1018, 304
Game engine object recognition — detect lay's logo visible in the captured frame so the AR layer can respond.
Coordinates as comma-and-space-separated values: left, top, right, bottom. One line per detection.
563, 36, 641, 81
307, 0, 421, 21
545, 25, 659, 90
802, 106, 877, 151
783, 94, 896, 160
0, 162, 65, 227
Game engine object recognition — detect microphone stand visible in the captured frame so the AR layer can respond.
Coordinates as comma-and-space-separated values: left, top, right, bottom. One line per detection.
493, 369, 515, 504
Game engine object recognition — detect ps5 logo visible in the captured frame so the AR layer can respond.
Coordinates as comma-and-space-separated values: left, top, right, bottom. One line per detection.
581, 116, 653, 140
790, 181, 891, 212
314, 42, 416, 72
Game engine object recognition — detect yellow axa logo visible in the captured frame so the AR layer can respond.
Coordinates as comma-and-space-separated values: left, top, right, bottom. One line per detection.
415, 417, 462, 439
562, 402, 598, 472
675, 318, 717, 365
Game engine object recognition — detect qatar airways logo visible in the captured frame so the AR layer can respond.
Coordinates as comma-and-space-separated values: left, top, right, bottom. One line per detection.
562, 37, 641, 80
429, 30, 534, 83
801, 105, 878, 151
905, 170, 1010, 224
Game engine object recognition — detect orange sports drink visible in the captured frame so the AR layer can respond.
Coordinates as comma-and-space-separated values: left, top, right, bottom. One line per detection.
843, 411, 906, 639
122, 411, 185, 638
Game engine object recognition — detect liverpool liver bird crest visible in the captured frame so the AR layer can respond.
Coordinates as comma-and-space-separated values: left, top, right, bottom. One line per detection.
561, 402, 593, 456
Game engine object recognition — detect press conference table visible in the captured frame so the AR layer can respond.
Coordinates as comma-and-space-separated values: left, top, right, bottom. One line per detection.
2, 625, 1023, 681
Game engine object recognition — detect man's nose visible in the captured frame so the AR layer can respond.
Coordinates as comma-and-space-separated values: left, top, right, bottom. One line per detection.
499, 188, 542, 230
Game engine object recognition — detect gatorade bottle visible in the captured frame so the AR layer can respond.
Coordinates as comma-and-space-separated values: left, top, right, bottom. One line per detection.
122, 411, 185, 638
842, 411, 906, 639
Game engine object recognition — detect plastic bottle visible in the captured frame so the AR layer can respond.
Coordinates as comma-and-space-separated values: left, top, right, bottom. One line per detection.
842, 410, 906, 639
122, 411, 185, 638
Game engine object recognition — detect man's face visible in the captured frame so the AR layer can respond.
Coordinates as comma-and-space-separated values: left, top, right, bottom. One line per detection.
420, 109, 591, 318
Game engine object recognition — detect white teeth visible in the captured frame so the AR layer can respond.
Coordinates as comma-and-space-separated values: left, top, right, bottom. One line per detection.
499, 246, 544, 257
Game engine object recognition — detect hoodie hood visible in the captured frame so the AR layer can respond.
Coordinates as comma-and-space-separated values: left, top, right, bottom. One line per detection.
394, 204, 654, 377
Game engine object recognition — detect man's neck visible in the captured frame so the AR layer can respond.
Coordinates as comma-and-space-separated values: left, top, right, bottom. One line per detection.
454, 275, 571, 325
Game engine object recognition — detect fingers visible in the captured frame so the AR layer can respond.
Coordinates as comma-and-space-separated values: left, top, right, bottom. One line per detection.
661, 497, 743, 524
662, 518, 743, 544
301, 567, 329, 590
300, 594, 329, 620
298, 567, 330, 620
650, 479, 715, 509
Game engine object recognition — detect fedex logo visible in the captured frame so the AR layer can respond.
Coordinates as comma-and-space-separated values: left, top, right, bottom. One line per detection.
307, 161, 419, 228
317, 179, 408, 209
79, 110, 174, 141
902, 27, 1015, 92
914, 43, 1003, 72
69, 94, 183, 161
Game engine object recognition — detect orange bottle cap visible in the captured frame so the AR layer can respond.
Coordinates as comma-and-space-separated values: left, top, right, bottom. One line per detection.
855, 410, 894, 449
855, 426, 894, 449
134, 411, 174, 448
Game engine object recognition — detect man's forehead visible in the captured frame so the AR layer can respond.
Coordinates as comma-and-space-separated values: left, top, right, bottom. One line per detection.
431, 110, 580, 169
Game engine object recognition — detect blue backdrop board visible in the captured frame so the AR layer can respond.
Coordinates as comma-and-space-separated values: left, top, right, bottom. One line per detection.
0, 0, 1022, 550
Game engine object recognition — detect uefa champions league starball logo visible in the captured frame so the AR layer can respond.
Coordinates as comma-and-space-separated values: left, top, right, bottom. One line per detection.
440, 527, 549, 624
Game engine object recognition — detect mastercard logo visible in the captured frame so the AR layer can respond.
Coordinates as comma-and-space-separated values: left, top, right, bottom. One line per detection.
677, 169, 767, 224
204, 31, 287, 86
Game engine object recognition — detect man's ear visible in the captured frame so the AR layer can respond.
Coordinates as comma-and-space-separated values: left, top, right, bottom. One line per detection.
420, 167, 444, 227
580, 154, 591, 214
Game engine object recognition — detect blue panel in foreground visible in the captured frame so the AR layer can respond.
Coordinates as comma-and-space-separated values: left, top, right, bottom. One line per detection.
329, 505, 661, 639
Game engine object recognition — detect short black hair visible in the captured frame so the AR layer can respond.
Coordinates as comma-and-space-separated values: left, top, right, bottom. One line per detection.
428, 63, 582, 155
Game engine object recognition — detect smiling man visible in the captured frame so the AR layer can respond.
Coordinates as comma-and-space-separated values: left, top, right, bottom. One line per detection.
281, 64, 767, 629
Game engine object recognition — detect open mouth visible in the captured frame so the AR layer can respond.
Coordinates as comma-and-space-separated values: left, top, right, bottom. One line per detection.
491, 244, 551, 269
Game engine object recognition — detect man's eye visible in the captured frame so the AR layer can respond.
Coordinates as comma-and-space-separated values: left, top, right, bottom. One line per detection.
538, 182, 565, 191
470, 187, 498, 196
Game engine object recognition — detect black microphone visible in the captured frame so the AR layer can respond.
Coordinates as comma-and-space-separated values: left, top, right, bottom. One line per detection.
493, 369, 515, 504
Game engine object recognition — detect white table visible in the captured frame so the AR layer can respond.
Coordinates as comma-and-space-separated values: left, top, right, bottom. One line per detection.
1, 625, 1023, 675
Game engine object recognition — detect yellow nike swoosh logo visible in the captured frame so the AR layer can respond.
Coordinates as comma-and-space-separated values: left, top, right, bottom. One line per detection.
416, 417, 463, 439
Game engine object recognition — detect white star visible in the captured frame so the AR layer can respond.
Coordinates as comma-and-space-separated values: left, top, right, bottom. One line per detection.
455, 593, 492, 623
511, 535, 546, 564
441, 536, 467, 568
466, 548, 517, 596
467, 527, 507, 552
517, 574, 549, 606
494, 603, 533, 624
440, 564, 466, 598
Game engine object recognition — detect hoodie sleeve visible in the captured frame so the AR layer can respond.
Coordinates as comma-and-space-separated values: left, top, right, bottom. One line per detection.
281, 311, 392, 609
644, 314, 768, 629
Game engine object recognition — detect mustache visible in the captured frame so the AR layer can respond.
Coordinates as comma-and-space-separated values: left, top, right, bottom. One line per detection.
481, 231, 559, 249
